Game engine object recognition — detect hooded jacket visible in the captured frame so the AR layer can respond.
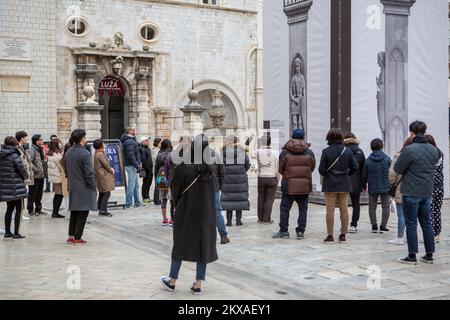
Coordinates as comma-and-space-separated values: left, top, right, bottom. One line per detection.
0, 145, 29, 202
344, 138, 366, 193
279, 139, 316, 195
362, 150, 392, 194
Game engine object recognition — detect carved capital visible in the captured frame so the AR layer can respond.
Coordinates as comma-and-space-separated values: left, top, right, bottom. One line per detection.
381, 0, 416, 15
284, 0, 313, 23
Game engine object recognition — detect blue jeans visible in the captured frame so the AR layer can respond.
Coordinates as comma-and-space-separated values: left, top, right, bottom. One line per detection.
402, 196, 435, 255
125, 166, 141, 207
169, 259, 207, 281
396, 202, 406, 238
215, 192, 227, 236
279, 193, 308, 233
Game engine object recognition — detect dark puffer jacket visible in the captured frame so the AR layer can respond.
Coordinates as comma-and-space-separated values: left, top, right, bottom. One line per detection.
394, 135, 439, 198
362, 150, 392, 194
0, 145, 29, 202
121, 135, 141, 169
279, 139, 316, 195
319, 141, 359, 193
221, 145, 250, 211
344, 138, 366, 194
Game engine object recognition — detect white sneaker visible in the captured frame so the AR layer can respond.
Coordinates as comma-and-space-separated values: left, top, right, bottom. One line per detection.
22, 215, 30, 221
389, 238, 405, 245
349, 226, 358, 233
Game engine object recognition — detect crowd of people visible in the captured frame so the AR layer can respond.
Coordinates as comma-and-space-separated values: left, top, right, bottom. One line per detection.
0, 120, 445, 295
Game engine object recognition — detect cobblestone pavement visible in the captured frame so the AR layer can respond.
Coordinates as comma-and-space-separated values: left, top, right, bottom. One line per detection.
1, 175, 449, 300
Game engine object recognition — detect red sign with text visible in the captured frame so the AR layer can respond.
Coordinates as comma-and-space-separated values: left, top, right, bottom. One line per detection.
98, 76, 126, 96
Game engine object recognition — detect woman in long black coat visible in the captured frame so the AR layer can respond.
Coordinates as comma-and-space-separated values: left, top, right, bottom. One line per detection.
0, 136, 29, 239
221, 136, 251, 226
319, 129, 358, 243
160, 134, 217, 295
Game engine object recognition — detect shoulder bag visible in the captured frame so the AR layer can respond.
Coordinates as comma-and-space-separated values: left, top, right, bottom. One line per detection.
320, 147, 347, 185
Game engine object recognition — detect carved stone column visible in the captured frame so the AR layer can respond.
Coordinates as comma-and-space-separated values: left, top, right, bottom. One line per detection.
380, 0, 415, 157
284, 0, 313, 137
136, 66, 151, 137
76, 86, 104, 140
180, 84, 206, 137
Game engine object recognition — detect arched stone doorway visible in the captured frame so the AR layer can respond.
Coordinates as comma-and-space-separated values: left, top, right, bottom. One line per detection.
175, 80, 246, 135
97, 75, 130, 139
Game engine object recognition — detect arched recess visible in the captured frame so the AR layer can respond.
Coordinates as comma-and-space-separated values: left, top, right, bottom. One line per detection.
175, 80, 246, 132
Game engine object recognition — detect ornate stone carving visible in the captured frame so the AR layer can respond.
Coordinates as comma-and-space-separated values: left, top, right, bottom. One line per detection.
82, 85, 98, 105
209, 90, 225, 129
290, 55, 306, 130
376, 52, 386, 136
114, 32, 124, 48
111, 56, 124, 75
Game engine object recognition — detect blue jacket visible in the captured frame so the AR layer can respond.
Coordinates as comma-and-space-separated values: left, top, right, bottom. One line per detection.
362, 150, 391, 194
121, 135, 141, 169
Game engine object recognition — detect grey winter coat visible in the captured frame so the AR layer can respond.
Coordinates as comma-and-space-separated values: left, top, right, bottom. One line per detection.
394, 135, 439, 198
221, 145, 251, 211
64, 144, 97, 211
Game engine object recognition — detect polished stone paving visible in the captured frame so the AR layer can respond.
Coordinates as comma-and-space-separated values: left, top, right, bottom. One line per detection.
1, 175, 449, 300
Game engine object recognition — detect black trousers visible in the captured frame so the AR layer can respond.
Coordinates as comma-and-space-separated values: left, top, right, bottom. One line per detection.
257, 177, 278, 222
97, 192, 111, 213
27, 178, 44, 213
227, 210, 242, 222
68, 211, 89, 240
153, 188, 161, 205
350, 192, 361, 227
5, 199, 22, 235
142, 170, 153, 200
52, 194, 64, 216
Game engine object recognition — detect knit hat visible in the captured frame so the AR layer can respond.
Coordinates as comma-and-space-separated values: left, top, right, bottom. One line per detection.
292, 129, 305, 140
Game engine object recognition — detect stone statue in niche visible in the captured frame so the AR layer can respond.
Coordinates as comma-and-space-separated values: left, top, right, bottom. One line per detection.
111, 56, 124, 75
114, 32, 124, 48
376, 52, 386, 139
290, 56, 306, 130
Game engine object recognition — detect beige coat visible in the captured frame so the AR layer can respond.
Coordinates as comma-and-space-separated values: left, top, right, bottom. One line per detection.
94, 151, 115, 193
389, 152, 402, 203
47, 152, 63, 184
18, 145, 34, 185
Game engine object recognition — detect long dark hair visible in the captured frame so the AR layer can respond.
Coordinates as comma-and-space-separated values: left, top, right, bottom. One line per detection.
61, 142, 72, 169
160, 139, 172, 152
47, 139, 62, 156
187, 134, 213, 179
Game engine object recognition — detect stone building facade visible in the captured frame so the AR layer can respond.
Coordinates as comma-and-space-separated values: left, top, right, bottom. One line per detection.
0, 0, 263, 142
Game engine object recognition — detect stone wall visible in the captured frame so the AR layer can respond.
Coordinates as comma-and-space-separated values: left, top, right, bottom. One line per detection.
0, 0, 57, 140
55, 0, 260, 139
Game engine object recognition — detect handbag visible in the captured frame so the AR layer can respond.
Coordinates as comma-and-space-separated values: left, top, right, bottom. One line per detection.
139, 168, 146, 178
389, 179, 401, 198
320, 147, 347, 185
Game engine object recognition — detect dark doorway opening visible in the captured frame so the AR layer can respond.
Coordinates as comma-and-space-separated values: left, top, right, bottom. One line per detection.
98, 76, 128, 139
